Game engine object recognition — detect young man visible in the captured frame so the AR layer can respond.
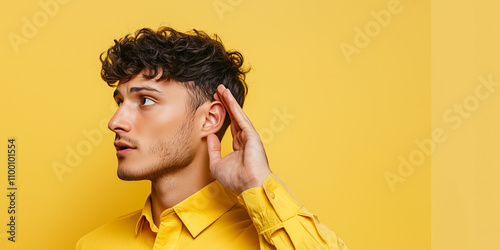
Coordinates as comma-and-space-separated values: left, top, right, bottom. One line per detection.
77, 27, 348, 249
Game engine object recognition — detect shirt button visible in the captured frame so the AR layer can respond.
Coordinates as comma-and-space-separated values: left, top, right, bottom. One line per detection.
269, 191, 275, 199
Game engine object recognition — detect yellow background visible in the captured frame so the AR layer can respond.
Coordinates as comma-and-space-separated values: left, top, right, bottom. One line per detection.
6, 0, 496, 249
432, 1, 500, 249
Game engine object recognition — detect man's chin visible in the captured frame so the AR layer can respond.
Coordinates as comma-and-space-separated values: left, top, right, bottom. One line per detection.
115, 160, 191, 181
117, 167, 149, 181
117, 172, 140, 181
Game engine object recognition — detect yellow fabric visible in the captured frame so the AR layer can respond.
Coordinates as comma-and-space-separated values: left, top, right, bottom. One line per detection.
76, 174, 348, 249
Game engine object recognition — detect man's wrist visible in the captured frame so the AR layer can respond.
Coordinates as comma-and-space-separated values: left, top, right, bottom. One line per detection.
237, 173, 304, 235
239, 171, 272, 194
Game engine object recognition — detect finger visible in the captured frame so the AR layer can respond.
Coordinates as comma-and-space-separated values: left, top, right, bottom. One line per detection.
217, 85, 254, 131
214, 86, 240, 132
213, 91, 220, 102
217, 85, 252, 127
206, 134, 222, 168
215, 85, 241, 132
217, 85, 241, 131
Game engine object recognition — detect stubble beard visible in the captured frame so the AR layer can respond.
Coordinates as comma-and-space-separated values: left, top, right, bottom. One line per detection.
117, 112, 196, 181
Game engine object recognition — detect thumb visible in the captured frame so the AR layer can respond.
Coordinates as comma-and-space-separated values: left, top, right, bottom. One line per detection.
207, 134, 222, 167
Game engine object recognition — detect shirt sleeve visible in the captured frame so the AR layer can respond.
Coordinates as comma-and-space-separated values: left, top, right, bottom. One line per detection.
237, 174, 349, 250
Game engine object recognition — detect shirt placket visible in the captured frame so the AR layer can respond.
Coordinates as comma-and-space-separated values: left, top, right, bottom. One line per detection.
153, 211, 183, 250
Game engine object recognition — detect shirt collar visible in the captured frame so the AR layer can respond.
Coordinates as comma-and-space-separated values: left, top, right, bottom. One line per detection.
135, 180, 238, 238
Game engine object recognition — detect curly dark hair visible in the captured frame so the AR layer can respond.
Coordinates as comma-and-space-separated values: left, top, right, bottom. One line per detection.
100, 26, 250, 140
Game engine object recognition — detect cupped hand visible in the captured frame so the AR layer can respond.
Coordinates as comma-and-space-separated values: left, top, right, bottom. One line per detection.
207, 84, 272, 194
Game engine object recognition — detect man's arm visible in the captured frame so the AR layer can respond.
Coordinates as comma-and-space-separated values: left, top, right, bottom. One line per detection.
239, 174, 349, 249
207, 84, 348, 249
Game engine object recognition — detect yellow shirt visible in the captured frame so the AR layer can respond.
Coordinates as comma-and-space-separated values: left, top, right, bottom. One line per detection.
76, 174, 348, 249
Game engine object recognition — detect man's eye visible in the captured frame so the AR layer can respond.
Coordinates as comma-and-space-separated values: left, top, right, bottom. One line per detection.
116, 100, 123, 107
142, 97, 154, 106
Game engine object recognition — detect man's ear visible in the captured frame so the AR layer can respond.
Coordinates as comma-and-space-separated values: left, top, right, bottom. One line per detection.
200, 101, 226, 137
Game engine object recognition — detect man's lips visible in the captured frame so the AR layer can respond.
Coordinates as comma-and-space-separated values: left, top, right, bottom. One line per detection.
116, 148, 135, 156
114, 141, 136, 156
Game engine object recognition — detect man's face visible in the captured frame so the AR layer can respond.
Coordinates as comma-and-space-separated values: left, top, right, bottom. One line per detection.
108, 73, 197, 181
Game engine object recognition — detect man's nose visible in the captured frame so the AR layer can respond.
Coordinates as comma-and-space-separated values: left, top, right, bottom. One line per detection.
108, 106, 132, 133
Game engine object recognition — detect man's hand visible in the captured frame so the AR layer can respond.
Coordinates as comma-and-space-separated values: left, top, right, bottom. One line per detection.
207, 84, 272, 194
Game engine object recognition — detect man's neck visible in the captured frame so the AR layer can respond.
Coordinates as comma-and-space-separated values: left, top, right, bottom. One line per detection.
149, 148, 214, 228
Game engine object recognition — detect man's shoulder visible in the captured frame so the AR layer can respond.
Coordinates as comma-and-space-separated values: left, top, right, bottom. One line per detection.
76, 209, 143, 249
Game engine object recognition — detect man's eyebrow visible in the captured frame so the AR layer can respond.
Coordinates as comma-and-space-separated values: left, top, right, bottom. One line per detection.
129, 86, 162, 94
113, 87, 162, 98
